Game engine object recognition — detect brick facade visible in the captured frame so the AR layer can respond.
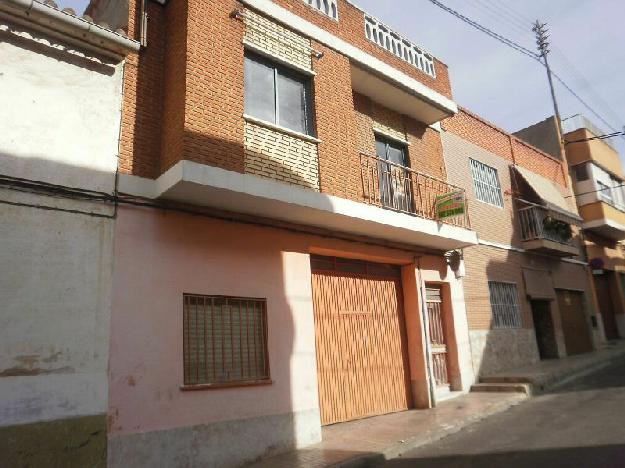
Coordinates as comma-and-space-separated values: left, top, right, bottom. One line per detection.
444, 108, 569, 188
443, 117, 599, 373
354, 93, 446, 181
118, 0, 450, 199
269, 0, 453, 99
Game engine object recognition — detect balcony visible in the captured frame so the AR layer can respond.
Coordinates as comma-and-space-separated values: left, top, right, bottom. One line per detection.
517, 200, 579, 257
579, 201, 625, 241
360, 153, 471, 230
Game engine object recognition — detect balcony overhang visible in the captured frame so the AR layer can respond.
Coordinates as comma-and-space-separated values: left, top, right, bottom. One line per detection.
120, 161, 478, 251
584, 218, 625, 241
521, 239, 579, 258
350, 64, 456, 124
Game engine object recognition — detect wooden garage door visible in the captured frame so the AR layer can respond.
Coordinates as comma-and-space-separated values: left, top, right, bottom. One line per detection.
311, 255, 412, 426
556, 290, 593, 355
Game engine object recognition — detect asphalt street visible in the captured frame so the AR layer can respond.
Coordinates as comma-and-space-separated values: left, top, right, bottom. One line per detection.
377, 356, 625, 468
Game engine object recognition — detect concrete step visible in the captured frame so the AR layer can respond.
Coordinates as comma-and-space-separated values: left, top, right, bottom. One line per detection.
470, 382, 532, 395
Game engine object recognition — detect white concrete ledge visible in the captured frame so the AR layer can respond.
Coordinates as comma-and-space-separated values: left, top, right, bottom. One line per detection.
120, 161, 478, 251
584, 218, 625, 241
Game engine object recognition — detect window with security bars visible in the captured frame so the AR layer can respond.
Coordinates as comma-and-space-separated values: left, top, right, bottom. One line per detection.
469, 159, 504, 207
488, 282, 522, 329
183, 295, 270, 386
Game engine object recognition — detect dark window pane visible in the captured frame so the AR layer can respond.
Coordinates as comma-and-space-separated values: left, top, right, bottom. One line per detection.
387, 144, 406, 166
277, 71, 308, 134
244, 56, 276, 123
375, 138, 387, 160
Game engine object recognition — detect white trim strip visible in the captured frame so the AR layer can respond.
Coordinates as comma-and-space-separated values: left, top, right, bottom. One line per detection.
478, 239, 525, 253
478, 239, 589, 266
243, 114, 322, 144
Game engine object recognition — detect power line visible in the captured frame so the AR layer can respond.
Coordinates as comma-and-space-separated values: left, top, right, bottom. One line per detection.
427, 0, 539, 60
565, 131, 625, 145
427, 0, 624, 144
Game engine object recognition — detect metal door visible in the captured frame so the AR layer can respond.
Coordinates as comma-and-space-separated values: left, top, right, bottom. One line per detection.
426, 286, 450, 388
311, 256, 412, 425
556, 290, 593, 355
594, 273, 619, 340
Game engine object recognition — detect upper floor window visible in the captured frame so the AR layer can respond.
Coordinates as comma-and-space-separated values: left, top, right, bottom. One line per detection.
574, 164, 589, 181
303, 0, 338, 20
375, 135, 412, 210
244, 52, 315, 136
488, 281, 522, 329
469, 159, 504, 207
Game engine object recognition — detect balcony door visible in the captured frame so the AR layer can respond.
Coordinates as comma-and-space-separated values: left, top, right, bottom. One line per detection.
375, 135, 412, 212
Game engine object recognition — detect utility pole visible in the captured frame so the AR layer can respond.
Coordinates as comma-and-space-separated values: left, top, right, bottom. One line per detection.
533, 20, 565, 146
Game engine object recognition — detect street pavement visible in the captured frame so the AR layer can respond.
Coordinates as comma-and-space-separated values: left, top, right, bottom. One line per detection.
377, 355, 625, 468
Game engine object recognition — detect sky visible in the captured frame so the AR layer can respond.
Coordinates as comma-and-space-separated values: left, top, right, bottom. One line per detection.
352, 0, 625, 159
63, 0, 625, 158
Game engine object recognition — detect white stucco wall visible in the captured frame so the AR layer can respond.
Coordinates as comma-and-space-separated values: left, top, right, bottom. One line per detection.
0, 20, 123, 426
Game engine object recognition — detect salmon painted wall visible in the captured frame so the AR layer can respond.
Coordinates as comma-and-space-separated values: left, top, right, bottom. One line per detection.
109, 205, 475, 441
109, 206, 321, 436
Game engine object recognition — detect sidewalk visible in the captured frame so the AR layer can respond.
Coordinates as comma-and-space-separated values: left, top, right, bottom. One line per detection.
476, 340, 625, 394
248, 340, 625, 468
247, 392, 526, 468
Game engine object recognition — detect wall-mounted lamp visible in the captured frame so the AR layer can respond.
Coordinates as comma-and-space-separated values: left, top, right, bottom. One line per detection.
446, 250, 466, 279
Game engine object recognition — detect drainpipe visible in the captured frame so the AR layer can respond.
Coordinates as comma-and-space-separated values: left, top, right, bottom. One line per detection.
416, 256, 437, 408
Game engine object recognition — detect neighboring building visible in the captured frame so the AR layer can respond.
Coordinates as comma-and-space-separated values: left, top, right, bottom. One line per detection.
515, 114, 625, 340
0, 0, 138, 466
443, 109, 601, 376
98, 0, 480, 465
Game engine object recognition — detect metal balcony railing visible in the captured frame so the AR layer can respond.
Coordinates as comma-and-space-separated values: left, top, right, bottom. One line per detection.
360, 153, 471, 229
517, 201, 576, 246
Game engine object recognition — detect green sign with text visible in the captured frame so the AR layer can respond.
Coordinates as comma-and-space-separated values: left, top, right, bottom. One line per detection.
435, 191, 465, 220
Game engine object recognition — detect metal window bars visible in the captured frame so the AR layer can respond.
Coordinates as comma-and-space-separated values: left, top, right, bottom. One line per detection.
360, 152, 471, 229
183, 295, 270, 386
488, 282, 522, 329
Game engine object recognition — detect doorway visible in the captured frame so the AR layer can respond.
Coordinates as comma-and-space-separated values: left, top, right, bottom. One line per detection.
425, 286, 450, 391
593, 273, 619, 340
556, 290, 593, 355
531, 300, 558, 359
310, 255, 412, 425
374, 135, 412, 212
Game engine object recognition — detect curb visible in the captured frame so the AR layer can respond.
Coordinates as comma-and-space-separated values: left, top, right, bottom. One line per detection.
540, 347, 625, 393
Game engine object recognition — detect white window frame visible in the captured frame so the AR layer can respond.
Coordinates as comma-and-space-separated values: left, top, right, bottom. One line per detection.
597, 180, 613, 204
469, 158, 504, 208
488, 281, 522, 329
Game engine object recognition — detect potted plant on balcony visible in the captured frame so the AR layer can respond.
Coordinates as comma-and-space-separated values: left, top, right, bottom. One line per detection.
542, 216, 573, 243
